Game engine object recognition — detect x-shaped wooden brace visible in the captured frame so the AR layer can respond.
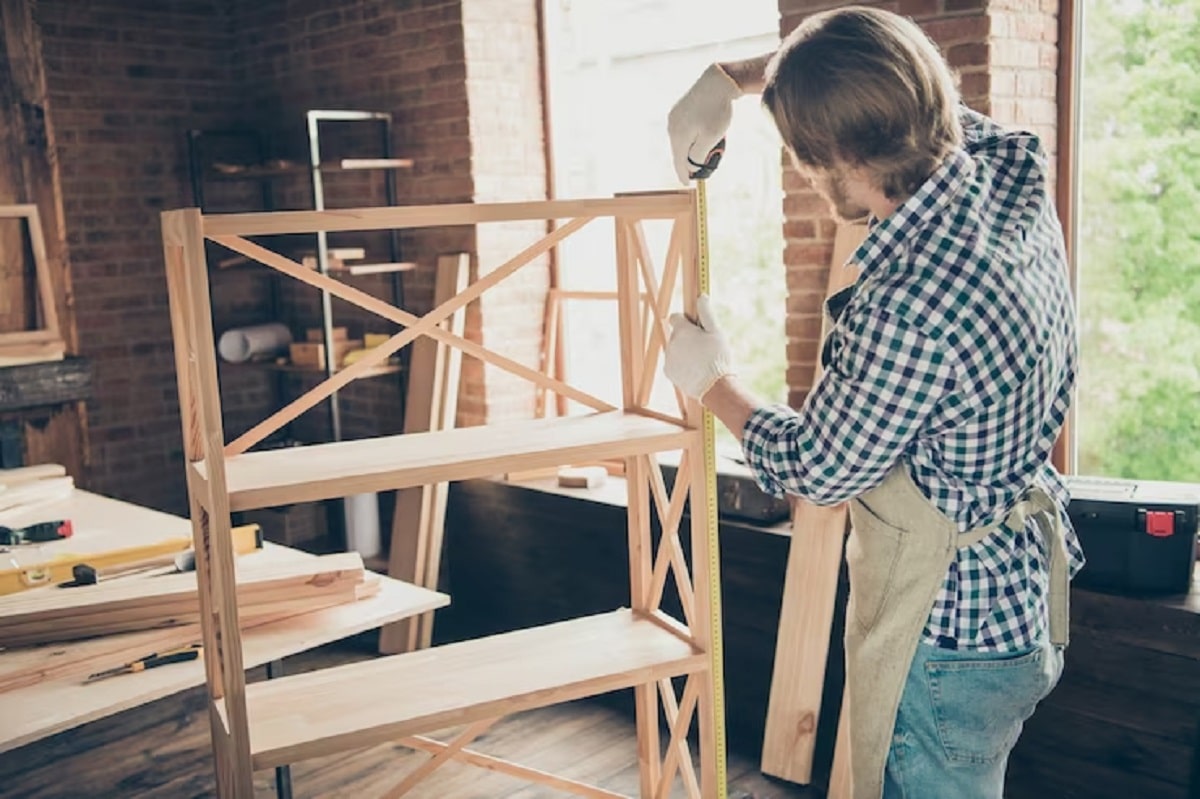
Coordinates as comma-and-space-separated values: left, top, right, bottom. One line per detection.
655, 674, 703, 799
643, 452, 696, 631
622, 218, 687, 415
384, 716, 629, 798
209, 216, 616, 456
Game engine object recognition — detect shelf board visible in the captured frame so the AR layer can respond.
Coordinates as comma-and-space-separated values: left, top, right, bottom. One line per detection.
197, 411, 691, 512
331, 158, 414, 171
207, 158, 414, 181
330, 261, 417, 276
239, 608, 705, 770
220, 360, 401, 379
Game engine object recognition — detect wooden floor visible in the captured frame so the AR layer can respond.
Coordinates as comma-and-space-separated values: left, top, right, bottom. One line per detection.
0, 635, 818, 799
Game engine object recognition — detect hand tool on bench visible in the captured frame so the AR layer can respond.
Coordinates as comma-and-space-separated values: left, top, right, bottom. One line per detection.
84, 643, 202, 683
0, 519, 73, 546
0, 523, 263, 596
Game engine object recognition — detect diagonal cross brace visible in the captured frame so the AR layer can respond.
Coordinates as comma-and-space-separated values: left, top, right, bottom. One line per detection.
211, 217, 615, 455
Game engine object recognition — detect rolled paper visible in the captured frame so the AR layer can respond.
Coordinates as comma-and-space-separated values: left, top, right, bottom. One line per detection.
218, 323, 292, 363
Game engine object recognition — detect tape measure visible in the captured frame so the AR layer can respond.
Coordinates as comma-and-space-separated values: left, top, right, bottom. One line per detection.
696, 177, 728, 797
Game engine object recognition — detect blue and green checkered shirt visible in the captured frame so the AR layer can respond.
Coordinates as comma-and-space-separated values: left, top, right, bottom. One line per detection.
743, 108, 1084, 652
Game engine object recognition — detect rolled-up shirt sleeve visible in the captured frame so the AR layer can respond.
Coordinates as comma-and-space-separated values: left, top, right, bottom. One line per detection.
740, 308, 957, 505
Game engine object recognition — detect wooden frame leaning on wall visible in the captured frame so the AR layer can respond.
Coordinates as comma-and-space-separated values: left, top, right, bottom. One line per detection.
0, 204, 65, 365
159, 190, 725, 798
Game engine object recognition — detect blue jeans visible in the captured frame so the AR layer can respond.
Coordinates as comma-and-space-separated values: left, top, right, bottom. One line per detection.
883, 639, 1064, 799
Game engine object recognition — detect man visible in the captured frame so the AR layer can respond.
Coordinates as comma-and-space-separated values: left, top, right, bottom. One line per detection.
662, 7, 1083, 799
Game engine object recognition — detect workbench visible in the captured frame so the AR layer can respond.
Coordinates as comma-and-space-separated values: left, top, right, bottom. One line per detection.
0, 489, 446, 795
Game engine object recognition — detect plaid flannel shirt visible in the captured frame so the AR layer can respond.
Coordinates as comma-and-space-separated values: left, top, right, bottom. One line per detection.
742, 108, 1085, 652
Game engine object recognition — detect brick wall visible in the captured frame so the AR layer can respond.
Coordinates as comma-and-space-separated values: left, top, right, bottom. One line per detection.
37, 0, 245, 513
230, 0, 477, 442
459, 0, 549, 424
32, 0, 550, 513
231, 0, 547, 432
777, 0, 1058, 408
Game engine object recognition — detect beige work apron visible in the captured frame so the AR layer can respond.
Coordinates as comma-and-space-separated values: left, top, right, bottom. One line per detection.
841, 463, 1070, 799
820, 286, 1070, 797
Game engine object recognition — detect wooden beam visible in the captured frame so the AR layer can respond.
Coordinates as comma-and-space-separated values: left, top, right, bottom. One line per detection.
379, 253, 470, 654
0, 553, 366, 647
761, 224, 864, 785
201, 194, 693, 237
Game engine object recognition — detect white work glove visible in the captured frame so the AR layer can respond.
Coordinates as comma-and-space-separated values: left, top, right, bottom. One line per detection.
665, 295, 736, 399
667, 63, 742, 184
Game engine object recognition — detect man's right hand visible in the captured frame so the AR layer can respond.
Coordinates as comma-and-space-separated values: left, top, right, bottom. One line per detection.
667, 63, 743, 184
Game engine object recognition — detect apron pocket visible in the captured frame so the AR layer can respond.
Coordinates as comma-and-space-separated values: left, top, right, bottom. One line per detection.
846, 498, 906, 634
924, 645, 1058, 765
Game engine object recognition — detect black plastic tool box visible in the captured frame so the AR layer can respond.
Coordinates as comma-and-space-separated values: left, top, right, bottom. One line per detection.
1064, 475, 1199, 595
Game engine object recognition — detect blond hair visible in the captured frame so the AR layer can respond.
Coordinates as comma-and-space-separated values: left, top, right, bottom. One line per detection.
762, 6, 962, 201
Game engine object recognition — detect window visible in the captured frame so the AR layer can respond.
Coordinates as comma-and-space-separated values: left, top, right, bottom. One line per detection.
542, 0, 784, 454
1075, 0, 1200, 480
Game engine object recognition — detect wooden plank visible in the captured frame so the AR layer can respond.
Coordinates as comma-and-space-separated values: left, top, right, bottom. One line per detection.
0, 553, 366, 646
0, 2, 87, 476
762, 223, 866, 786
0, 462, 64, 487
201, 194, 693, 237
0, 575, 448, 756
0, 8, 78, 355
201, 412, 691, 513
379, 253, 469, 654
243, 609, 706, 770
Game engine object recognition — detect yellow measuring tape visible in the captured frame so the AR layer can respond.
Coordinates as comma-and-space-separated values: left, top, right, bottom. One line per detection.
696, 178, 728, 797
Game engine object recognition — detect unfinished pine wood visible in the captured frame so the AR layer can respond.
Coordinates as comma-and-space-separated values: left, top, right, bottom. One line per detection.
198, 411, 691, 513
173, 207, 255, 795
241, 609, 706, 771
201, 195, 692, 237
615, 216, 661, 798
163, 190, 721, 798
0, 474, 73, 514
0, 553, 366, 646
379, 253, 470, 655
761, 223, 866, 786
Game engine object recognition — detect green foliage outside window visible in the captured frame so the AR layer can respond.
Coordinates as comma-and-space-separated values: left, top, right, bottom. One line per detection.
1076, 0, 1200, 480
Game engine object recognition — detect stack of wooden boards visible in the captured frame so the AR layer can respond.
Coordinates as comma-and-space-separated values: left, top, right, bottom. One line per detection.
0, 464, 74, 515
0, 552, 377, 690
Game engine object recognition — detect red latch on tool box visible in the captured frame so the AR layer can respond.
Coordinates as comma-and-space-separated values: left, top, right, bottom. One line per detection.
1144, 510, 1175, 538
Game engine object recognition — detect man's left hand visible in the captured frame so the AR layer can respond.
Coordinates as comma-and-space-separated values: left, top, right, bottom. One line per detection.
664, 295, 736, 400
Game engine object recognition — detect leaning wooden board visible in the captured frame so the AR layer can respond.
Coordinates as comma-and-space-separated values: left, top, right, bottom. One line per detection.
761, 223, 866, 785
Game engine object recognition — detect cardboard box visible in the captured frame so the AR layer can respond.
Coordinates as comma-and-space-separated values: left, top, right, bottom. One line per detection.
289, 338, 362, 369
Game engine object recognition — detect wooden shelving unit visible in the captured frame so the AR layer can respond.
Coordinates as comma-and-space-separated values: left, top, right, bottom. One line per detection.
161, 190, 724, 797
